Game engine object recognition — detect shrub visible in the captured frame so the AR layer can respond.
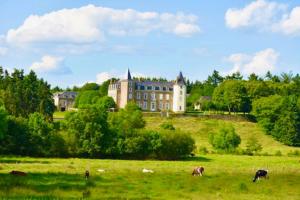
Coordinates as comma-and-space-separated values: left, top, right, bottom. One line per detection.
160, 122, 175, 130
287, 150, 300, 157
209, 125, 241, 153
245, 136, 262, 155
155, 130, 196, 160
274, 150, 282, 156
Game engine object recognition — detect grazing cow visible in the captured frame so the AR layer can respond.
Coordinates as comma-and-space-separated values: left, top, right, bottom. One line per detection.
9, 170, 27, 176
142, 168, 154, 173
85, 170, 90, 180
253, 169, 268, 182
192, 167, 204, 176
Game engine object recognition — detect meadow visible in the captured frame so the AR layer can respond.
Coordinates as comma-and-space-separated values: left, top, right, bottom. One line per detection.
3, 113, 295, 199
0, 155, 300, 199
144, 114, 300, 155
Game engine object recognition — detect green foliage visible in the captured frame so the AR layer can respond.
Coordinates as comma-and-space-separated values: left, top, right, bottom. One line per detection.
95, 96, 116, 110
209, 125, 241, 153
108, 102, 145, 134
155, 130, 196, 160
63, 106, 112, 157
252, 95, 283, 133
80, 83, 100, 91
160, 121, 175, 130
252, 95, 300, 146
0, 106, 8, 139
74, 90, 101, 108
213, 80, 250, 113
245, 136, 262, 155
0, 69, 55, 119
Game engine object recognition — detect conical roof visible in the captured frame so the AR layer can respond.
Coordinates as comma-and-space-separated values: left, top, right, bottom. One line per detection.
176, 71, 185, 84
126, 68, 132, 80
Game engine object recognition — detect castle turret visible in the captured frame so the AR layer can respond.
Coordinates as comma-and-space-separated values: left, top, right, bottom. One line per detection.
119, 69, 134, 108
172, 71, 186, 113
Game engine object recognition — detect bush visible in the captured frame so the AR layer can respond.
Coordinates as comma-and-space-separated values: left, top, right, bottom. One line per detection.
245, 136, 262, 155
274, 150, 282, 156
209, 125, 241, 153
160, 122, 175, 130
155, 130, 196, 160
287, 150, 300, 157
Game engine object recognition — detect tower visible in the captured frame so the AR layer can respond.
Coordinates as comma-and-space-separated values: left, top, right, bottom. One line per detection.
119, 69, 134, 108
172, 71, 186, 113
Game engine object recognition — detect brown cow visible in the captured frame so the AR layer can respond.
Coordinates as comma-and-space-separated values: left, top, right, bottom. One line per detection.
9, 170, 27, 176
85, 170, 90, 180
192, 167, 204, 176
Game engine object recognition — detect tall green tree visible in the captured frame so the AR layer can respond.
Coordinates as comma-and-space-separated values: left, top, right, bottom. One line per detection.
64, 106, 112, 157
213, 80, 250, 114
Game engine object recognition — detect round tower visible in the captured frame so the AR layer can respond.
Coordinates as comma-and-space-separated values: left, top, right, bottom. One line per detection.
120, 69, 134, 108
172, 71, 186, 113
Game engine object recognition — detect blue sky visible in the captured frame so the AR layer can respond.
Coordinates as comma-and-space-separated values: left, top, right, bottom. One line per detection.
0, 0, 299, 87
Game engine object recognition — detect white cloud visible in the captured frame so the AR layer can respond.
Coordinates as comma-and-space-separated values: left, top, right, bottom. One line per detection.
6, 5, 200, 46
30, 55, 71, 74
225, 0, 286, 29
225, 0, 300, 36
226, 48, 279, 75
96, 72, 114, 84
274, 7, 300, 35
96, 70, 147, 84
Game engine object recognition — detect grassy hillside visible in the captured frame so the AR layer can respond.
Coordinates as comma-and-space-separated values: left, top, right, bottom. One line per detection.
144, 115, 300, 155
0, 155, 299, 199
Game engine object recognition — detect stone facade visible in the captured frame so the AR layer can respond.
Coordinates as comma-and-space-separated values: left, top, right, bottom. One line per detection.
108, 70, 186, 113
53, 91, 77, 111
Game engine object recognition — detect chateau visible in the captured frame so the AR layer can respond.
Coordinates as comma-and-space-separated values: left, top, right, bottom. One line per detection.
108, 70, 186, 112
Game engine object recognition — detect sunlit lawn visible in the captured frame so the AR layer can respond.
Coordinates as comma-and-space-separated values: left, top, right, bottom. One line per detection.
0, 155, 299, 199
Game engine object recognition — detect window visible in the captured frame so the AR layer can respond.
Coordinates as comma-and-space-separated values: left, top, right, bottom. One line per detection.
180, 85, 183, 89
129, 87, 132, 92
179, 106, 182, 110
159, 94, 163, 100
144, 93, 148, 100
137, 92, 141, 99
135, 85, 139, 90
163, 87, 167, 91
151, 102, 156, 111
151, 93, 156, 100
169, 87, 173, 91
159, 102, 163, 110
140, 85, 145, 90
129, 93, 132, 99
155, 86, 160, 91
147, 86, 152, 90
129, 82, 133, 87
143, 101, 147, 110
165, 103, 169, 110
166, 94, 170, 100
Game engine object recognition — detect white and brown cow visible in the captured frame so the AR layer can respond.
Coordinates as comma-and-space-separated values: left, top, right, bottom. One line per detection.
192, 167, 204, 176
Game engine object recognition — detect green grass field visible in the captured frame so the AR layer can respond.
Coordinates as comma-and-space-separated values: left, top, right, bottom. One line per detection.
144, 115, 300, 155
18, 113, 299, 199
0, 155, 300, 199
